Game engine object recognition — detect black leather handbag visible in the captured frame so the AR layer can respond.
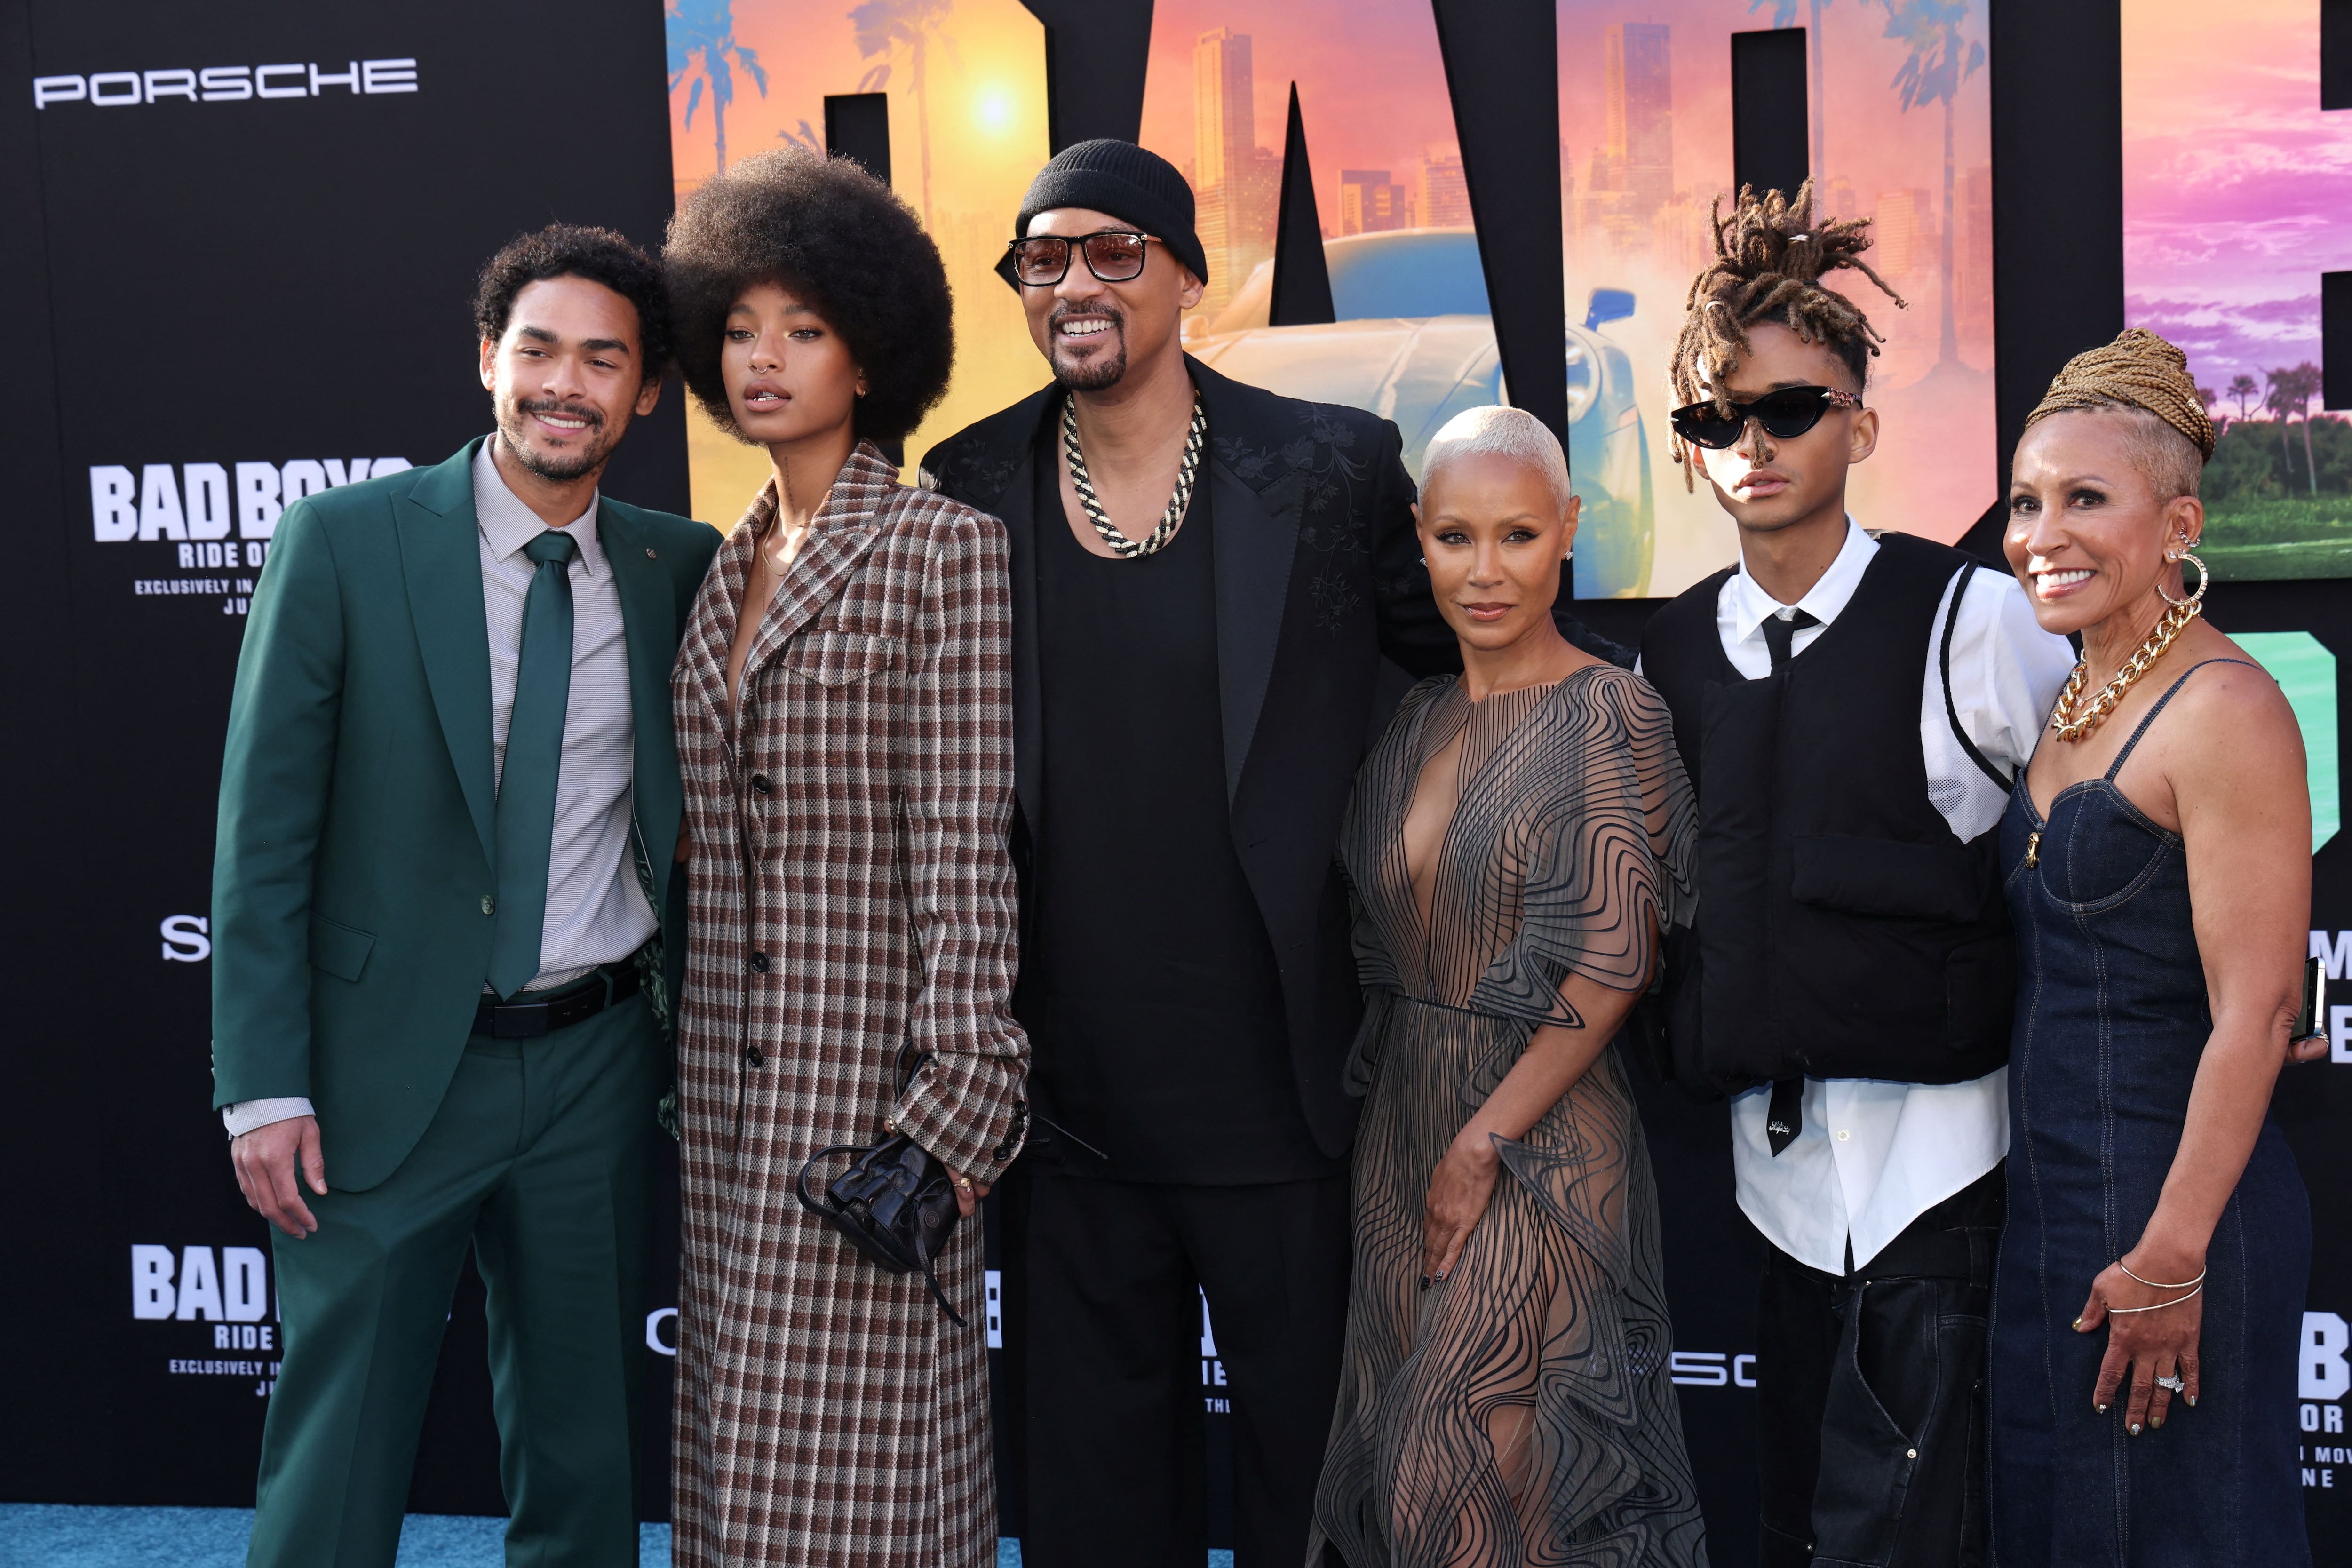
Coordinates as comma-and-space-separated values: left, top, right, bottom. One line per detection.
795, 1131, 966, 1324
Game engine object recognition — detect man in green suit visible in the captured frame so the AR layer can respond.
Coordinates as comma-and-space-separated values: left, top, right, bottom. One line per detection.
211, 224, 720, 1568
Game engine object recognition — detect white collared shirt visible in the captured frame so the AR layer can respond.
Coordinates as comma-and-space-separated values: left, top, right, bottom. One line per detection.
1683, 518, 2074, 1273
224, 438, 656, 1138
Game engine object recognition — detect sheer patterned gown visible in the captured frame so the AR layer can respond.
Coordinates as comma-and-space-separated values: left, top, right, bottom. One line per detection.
1311, 665, 1708, 1568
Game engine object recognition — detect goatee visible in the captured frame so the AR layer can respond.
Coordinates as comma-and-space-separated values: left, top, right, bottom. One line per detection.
1048, 305, 1130, 392
1052, 343, 1129, 393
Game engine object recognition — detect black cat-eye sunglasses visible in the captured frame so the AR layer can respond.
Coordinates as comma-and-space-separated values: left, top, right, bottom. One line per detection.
1669, 385, 1863, 449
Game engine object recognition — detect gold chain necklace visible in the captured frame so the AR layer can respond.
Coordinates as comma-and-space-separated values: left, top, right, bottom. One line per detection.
2046, 598, 2201, 744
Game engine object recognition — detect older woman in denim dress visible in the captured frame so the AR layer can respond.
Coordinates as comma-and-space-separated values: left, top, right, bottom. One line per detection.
1992, 329, 2323, 1565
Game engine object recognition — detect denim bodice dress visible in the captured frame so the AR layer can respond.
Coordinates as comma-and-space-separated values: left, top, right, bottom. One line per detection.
1989, 659, 2311, 1566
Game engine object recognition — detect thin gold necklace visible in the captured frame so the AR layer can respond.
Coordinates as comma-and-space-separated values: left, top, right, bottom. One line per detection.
2046, 598, 2201, 744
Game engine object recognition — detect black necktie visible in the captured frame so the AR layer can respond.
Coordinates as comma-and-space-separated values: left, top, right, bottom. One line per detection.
1761, 606, 1818, 1154
1767, 1077, 1804, 1156
1760, 606, 1819, 674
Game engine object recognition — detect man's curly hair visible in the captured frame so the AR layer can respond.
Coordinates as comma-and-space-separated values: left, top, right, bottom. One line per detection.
665, 147, 954, 446
473, 223, 672, 385
1667, 181, 1906, 487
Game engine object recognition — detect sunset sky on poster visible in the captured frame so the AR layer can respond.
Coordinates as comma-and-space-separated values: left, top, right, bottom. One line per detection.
664, 0, 1050, 519
1136, 0, 1455, 244
2122, 0, 2352, 396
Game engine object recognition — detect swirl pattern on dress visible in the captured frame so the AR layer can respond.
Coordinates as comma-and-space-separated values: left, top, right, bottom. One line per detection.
1311, 664, 1707, 1568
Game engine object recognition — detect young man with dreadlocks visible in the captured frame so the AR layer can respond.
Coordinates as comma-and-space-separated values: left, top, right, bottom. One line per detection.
1637, 184, 2073, 1566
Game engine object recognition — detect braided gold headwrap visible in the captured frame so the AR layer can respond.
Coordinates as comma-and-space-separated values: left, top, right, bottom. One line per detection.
2024, 327, 2215, 461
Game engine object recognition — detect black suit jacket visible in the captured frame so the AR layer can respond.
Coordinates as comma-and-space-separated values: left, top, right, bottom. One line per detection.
922, 357, 1623, 1159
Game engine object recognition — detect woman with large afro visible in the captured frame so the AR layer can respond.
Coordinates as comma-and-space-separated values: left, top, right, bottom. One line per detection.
663, 146, 1029, 1568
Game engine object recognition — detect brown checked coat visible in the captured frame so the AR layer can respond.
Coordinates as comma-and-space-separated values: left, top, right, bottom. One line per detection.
668, 443, 1028, 1568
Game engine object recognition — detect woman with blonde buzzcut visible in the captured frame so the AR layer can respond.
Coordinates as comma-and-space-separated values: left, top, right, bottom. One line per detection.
1311, 406, 1707, 1568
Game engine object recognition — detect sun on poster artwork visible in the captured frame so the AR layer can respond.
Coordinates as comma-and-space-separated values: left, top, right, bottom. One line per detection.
2123, 0, 2352, 580
664, 0, 1049, 527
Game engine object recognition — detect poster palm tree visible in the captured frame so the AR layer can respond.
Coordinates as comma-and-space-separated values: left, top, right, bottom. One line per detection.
1879, 0, 1982, 367
851, 0, 954, 225
2267, 362, 2324, 495
2228, 373, 2261, 424
668, 0, 770, 175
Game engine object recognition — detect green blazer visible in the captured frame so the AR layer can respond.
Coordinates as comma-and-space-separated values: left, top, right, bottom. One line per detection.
211, 438, 721, 1191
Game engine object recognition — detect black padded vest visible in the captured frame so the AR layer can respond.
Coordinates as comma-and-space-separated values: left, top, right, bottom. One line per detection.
1638, 531, 2015, 1088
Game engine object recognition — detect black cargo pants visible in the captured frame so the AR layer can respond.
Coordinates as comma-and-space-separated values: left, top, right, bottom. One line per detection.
1756, 1166, 2003, 1568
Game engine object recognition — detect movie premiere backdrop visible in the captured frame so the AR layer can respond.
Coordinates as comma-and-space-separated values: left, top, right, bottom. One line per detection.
4, 1, 2352, 1562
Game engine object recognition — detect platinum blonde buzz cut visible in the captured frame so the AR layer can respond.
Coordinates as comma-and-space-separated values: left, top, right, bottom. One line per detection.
1421, 405, 1574, 514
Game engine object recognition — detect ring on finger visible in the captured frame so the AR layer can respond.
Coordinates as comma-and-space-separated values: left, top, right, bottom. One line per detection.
2156, 1371, 2186, 1394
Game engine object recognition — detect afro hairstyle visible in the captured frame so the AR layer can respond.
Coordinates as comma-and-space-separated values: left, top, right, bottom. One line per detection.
665, 146, 954, 446
473, 223, 672, 385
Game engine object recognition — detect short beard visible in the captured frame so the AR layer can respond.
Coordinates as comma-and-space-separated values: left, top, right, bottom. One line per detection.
1048, 305, 1129, 392
496, 393, 618, 483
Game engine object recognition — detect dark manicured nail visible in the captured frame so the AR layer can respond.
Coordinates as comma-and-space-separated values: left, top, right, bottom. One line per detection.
2095, 1404, 2107, 1415
2072, 1317, 2083, 1331
2185, 1394, 2196, 1408
2130, 1423, 2142, 1436
2152, 1417, 2163, 1429
1419, 1276, 1430, 1292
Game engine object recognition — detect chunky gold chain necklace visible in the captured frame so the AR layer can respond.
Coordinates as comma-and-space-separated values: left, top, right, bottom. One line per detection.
1062, 390, 1205, 559
2047, 598, 2201, 743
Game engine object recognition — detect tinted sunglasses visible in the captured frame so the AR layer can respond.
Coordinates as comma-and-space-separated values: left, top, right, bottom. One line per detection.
1005, 231, 1156, 287
1669, 385, 1863, 449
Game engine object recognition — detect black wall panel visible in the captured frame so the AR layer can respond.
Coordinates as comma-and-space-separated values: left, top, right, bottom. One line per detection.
0, 0, 684, 1514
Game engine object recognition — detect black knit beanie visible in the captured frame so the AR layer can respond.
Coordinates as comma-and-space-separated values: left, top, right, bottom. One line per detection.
1016, 139, 1208, 284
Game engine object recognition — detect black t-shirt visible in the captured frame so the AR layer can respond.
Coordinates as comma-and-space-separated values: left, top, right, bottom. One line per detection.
1028, 427, 1339, 1184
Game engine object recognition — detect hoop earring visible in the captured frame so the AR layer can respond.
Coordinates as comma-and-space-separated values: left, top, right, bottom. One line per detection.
2157, 550, 2208, 610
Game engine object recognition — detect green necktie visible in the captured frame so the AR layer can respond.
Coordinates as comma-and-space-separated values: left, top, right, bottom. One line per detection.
488, 528, 580, 998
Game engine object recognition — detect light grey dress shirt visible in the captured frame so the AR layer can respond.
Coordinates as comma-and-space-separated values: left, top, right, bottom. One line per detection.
1640, 517, 2077, 1272
224, 437, 656, 1137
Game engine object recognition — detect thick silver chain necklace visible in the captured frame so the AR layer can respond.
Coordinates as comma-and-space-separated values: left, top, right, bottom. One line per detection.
1062, 390, 1205, 559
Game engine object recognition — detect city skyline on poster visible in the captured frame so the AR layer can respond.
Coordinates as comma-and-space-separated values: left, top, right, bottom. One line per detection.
1559, 0, 1997, 598
1135, 0, 1667, 598
2122, 0, 2352, 581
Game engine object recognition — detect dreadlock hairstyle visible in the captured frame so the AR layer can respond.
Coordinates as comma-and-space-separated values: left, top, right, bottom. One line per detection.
1666, 180, 1907, 488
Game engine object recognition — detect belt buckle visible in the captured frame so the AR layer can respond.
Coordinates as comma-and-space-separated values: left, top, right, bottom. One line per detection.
501, 1000, 553, 1040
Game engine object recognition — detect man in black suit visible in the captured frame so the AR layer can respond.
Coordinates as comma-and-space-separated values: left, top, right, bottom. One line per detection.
922, 139, 1612, 1565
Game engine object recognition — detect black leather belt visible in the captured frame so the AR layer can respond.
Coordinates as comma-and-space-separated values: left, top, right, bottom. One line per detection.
474, 960, 642, 1040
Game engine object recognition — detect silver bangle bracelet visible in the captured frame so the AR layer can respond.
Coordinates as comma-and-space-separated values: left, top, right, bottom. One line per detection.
2119, 1261, 2208, 1291
2108, 1281, 2204, 1314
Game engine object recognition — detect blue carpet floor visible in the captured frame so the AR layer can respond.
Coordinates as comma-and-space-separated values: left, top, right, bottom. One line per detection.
0, 1506, 1234, 1567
